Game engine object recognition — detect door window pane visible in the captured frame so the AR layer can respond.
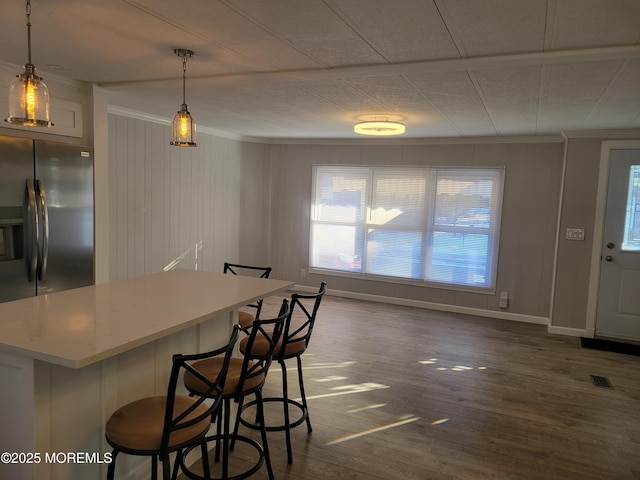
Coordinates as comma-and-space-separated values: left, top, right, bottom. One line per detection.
622, 165, 640, 251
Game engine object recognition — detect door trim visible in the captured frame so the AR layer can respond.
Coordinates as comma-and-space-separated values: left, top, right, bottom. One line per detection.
586, 140, 640, 337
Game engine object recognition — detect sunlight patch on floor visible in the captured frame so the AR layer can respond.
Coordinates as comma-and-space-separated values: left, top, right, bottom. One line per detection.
305, 382, 389, 401
419, 358, 488, 372
345, 403, 388, 414
315, 375, 348, 383
325, 416, 421, 446
431, 418, 450, 425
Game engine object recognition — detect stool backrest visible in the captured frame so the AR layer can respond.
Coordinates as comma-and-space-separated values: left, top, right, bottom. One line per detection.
280, 282, 327, 359
160, 325, 240, 454
224, 262, 272, 317
236, 299, 289, 400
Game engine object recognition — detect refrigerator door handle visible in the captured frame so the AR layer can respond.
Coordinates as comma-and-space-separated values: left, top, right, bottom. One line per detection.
24, 179, 38, 282
36, 180, 49, 282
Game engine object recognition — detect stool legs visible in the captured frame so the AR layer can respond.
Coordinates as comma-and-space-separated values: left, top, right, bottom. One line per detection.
234, 357, 314, 465
230, 392, 275, 480
256, 390, 275, 480
198, 443, 211, 480
152, 455, 158, 480
222, 398, 231, 480
296, 355, 313, 434
182, 394, 273, 480
210, 398, 232, 479
280, 360, 293, 464
106, 450, 118, 480
280, 355, 312, 464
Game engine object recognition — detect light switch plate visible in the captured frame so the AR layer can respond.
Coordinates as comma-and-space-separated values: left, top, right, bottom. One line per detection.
566, 228, 585, 241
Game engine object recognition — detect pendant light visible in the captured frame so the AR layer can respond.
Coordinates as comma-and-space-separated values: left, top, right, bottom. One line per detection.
170, 49, 197, 147
6, 0, 53, 127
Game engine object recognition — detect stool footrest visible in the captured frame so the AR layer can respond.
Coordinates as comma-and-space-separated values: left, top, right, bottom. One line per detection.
239, 397, 308, 432
180, 434, 265, 480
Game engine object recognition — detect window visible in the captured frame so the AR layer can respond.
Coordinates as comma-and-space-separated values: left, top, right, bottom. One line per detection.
622, 165, 640, 251
310, 166, 504, 291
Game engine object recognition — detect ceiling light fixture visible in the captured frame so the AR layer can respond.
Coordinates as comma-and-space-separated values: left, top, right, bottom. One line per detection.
170, 48, 197, 147
6, 0, 53, 127
354, 120, 405, 136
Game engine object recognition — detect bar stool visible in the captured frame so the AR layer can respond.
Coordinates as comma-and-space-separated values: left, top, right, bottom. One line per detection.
105, 327, 239, 480
181, 299, 289, 480
223, 262, 272, 332
237, 282, 327, 464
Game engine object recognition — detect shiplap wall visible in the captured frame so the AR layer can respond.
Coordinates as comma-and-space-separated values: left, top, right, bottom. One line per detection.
267, 142, 565, 320
107, 114, 268, 280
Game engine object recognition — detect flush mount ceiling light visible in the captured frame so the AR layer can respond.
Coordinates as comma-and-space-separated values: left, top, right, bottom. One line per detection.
354, 120, 405, 136
170, 48, 197, 147
6, 0, 53, 127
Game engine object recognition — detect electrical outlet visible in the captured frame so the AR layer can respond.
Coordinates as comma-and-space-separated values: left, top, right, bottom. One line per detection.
300, 269, 306, 278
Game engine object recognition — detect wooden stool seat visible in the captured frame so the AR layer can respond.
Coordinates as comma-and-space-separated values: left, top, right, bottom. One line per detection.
106, 396, 210, 453
239, 336, 305, 359
238, 311, 255, 329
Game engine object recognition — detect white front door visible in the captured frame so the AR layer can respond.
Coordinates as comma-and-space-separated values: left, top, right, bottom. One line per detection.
596, 148, 640, 341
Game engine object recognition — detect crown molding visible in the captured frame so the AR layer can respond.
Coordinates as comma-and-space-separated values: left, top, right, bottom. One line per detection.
561, 128, 640, 140
107, 105, 265, 142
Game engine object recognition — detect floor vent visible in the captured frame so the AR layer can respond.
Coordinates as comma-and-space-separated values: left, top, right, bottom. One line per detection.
590, 375, 612, 389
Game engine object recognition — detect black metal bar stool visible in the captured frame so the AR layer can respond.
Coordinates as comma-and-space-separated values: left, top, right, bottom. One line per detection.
181, 299, 289, 480
237, 282, 327, 464
105, 328, 239, 480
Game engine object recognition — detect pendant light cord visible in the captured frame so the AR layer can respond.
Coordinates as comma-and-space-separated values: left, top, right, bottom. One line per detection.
26, 0, 33, 66
181, 54, 187, 105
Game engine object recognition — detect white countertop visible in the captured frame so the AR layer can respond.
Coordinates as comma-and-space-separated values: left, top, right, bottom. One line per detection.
0, 270, 293, 368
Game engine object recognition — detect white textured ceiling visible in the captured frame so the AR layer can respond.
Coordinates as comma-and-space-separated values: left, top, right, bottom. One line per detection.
1, 0, 639, 139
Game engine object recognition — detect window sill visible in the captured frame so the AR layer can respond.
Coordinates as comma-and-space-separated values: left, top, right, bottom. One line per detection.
307, 267, 496, 295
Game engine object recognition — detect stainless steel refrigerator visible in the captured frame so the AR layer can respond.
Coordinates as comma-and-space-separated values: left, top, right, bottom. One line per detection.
0, 135, 94, 303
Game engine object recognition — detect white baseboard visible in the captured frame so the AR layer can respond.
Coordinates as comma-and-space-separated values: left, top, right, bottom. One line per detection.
294, 285, 549, 326
548, 325, 591, 337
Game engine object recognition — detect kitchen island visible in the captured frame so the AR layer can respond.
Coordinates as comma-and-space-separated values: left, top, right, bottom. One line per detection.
0, 269, 294, 480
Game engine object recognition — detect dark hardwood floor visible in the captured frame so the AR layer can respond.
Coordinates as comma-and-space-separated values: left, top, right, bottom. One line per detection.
182, 293, 640, 480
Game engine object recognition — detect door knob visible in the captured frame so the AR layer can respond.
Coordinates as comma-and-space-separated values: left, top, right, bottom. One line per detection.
605, 255, 614, 262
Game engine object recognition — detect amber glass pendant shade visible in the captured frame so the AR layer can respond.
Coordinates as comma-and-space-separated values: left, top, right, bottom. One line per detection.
6, 1, 53, 127
7, 64, 52, 127
171, 104, 197, 147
